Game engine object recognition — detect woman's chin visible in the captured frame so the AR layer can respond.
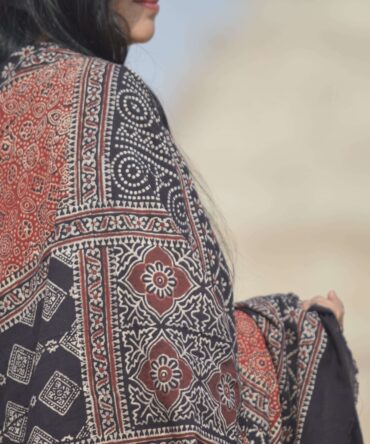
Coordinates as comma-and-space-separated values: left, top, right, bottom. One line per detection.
129, 23, 156, 44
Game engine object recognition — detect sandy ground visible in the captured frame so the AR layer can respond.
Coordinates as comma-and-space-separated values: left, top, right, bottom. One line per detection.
172, 0, 370, 439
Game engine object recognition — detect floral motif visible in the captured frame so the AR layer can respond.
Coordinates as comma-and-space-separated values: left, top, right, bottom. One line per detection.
18, 46, 35, 59
1, 62, 15, 80
142, 262, 176, 298
285, 328, 296, 346
249, 351, 270, 375
127, 245, 192, 315
0, 373, 6, 386
150, 354, 182, 393
138, 338, 192, 410
283, 306, 299, 323
282, 425, 294, 441
207, 357, 240, 428
217, 373, 237, 409
45, 339, 59, 353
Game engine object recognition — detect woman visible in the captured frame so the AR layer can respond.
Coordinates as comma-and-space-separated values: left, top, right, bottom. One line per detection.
0, 1, 362, 443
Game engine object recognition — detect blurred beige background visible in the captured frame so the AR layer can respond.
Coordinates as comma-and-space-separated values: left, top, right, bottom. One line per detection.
171, 0, 370, 439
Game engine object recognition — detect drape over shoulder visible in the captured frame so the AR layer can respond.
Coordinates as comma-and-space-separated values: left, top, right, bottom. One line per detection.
0, 42, 240, 444
0, 43, 362, 444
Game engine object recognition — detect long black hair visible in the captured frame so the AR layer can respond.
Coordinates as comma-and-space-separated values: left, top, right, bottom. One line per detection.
0, 0, 128, 65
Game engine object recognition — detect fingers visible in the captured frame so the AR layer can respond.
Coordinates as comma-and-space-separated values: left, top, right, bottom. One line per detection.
327, 290, 345, 314
310, 297, 336, 312
327, 289, 337, 301
301, 290, 345, 331
303, 295, 331, 309
306, 296, 337, 316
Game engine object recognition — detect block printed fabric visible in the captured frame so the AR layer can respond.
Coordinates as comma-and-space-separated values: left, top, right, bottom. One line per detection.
0, 43, 361, 444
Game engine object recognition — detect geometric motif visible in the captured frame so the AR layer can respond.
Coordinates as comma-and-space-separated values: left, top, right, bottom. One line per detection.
137, 337, 193, 410
7, 344, 36, 385
127, 245, 193, 316
0, 372, 6, 386
52, 247, 75, 269
3, 401, 28, 443
34, 343, 44, 369
60, 320, 80, 359
19, 301, 37, 327
1, 41, 359, 444
38, 370, 80, 416
27, 426, 57, 444
235, 294, 328, 443
206, 356, 241, 430
235, 309, 282, 442
0, 48, 80, 305
75, 424, 91, 440
41, 282, 66, 322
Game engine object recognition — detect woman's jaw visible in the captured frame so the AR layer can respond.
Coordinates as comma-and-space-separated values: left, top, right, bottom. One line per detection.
112, 0, 160, 44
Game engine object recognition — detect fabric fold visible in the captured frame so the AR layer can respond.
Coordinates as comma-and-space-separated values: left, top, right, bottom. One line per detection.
234, 294, 363, 443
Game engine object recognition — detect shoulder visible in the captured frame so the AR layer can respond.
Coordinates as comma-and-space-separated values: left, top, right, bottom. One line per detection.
1, 43, 141, 100
6, 42, 170, 129
57, 49, 169, 131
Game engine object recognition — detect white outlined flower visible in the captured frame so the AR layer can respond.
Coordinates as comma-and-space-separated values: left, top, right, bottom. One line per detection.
217, 373, 236, 409
142, 261, 176, 298
150, 354, 182, 393
1, 62, 15, 80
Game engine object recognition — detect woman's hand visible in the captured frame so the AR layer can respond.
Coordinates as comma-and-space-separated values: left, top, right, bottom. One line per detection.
302, 290, 345, 331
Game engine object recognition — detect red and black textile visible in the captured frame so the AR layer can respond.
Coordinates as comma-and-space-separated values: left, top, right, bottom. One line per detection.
235, 295, 363, 443
0, 42, 362, 443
